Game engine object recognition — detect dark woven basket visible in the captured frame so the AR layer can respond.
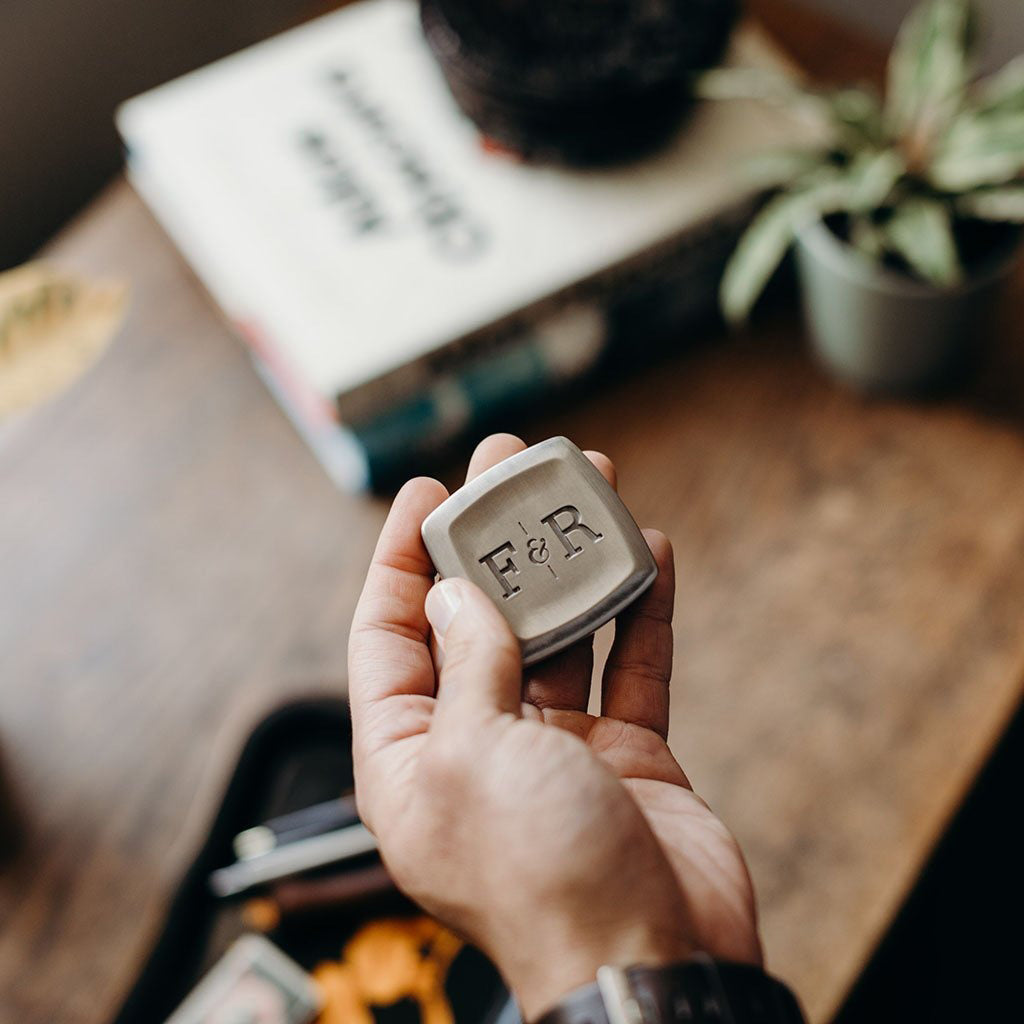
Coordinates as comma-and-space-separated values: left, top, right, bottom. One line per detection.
421, 0, 739, 165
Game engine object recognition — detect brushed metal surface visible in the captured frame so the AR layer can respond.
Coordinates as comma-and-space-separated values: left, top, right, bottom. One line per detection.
421, 437, 657, 665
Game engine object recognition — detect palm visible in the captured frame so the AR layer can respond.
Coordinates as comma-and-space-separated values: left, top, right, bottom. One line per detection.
532, 698, 760, 965
501, 574, 759, 964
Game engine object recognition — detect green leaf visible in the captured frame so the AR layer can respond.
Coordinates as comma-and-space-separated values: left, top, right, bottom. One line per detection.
882, 198, 963, 285
720, 179, 851, 324
694, 68, 837, 136
928, 111, 1024, 188
694, 67, 809, 105
829, 87, 888, 148
956, 186, 1024, 221
972, 54, 1024, 115
849, 215, 887, 259
844, 149, 906, 210
721, 150, 908, 323
884, 0, 974, 139
697, 69, 885, 153
741, 147, 833, 189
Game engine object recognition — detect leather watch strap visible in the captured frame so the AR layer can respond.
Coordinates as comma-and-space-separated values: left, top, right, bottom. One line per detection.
534, 956, 806, 1024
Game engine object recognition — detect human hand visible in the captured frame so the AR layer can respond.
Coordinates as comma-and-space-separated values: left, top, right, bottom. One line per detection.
348, 434, 761, 1019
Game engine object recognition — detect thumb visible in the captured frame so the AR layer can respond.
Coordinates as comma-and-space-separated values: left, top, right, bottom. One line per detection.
425, 578, 523, 719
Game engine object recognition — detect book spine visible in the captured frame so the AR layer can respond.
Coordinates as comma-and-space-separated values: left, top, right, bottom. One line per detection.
339, 212, 752, 490
350, 303, 607, 489
250, 357, 372, 492
235, 191, 755, 493
237, 318, 373, 491
244, 312, 600, 493
333, 195, 758, 427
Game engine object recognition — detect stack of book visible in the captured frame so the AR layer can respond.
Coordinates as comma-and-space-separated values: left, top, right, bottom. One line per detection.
117, 0, 803, 492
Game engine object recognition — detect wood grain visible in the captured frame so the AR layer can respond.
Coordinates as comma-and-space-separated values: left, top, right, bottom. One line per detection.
3, 4, 1024, 1023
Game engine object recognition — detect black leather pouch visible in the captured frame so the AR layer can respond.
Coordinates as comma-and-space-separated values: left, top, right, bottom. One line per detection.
111, 697, 508, 1024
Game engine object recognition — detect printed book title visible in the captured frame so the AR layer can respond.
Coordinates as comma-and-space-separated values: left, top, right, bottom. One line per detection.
298, 67, 489, 262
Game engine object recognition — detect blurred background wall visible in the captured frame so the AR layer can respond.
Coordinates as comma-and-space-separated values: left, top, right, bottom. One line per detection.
0, 0, 313, 269
2, 0, 1023, 270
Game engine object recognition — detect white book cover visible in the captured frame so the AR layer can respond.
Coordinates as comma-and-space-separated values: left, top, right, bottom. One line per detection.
117, 0, 804, 414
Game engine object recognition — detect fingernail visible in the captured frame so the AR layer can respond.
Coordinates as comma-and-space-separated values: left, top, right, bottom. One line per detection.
425, 578, 462, 637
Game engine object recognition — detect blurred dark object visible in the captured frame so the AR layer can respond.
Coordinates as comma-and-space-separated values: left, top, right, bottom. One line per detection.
0, 742, 26, 865
834, 701, 1024, 1023
420, 0, 739, 164
242, 863, 396, 932
112, 698, 505, 1024
233, 795, 361, 860
210, 822, 377, 897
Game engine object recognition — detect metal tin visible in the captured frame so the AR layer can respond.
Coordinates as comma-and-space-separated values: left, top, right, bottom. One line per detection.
421, 436, 657, 665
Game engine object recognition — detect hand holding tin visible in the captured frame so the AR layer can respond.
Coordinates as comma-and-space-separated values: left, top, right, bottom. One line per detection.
348, 434, 760, 1021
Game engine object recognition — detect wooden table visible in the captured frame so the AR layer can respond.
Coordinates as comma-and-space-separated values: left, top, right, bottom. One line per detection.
3, 4, 1024, 1022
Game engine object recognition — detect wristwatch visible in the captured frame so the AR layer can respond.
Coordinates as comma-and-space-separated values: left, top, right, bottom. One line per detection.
533, 956, 806, 1024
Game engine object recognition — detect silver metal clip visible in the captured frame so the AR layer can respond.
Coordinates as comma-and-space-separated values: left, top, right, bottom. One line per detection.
597, 966, 646, 1024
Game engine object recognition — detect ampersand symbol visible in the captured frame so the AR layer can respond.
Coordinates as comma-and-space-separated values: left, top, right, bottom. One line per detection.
526, 537, 549, 564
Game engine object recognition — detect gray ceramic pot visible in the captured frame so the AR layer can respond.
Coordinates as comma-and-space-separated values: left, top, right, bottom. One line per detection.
794, 217, 1020, 394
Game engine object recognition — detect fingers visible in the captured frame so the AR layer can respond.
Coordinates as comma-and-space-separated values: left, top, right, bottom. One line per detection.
349, 476, 449, 720
583, 450, 616, 489
522, 639, 595, 713
600, 530, 675, 739
465, 435, 616, 489
466, 433, 527, 481
425, 578, 523, 721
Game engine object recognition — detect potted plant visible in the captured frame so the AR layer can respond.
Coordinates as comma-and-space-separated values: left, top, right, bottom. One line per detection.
699, 0, 1024, 393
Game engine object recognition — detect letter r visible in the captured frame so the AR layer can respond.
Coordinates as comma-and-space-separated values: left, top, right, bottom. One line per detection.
541, 505, 603, 559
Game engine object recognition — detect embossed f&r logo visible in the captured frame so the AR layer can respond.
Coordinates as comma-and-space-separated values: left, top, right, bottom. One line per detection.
478, 505, 604, 599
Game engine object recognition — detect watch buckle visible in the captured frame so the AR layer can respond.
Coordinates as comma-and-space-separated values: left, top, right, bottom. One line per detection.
596, 966, 646, 1024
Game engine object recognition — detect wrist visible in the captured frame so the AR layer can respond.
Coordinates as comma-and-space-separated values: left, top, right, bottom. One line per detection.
502, 920, 692, 1021
532, 958, 807, 1024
